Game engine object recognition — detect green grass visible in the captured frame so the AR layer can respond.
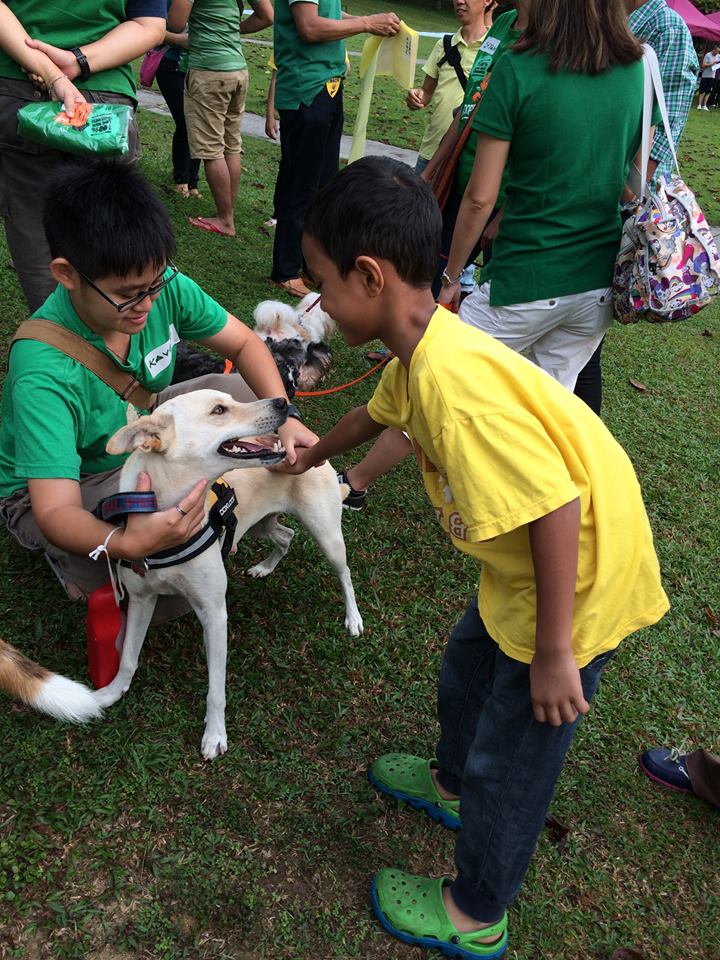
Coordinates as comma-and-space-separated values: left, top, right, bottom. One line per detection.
1, 42, 720, 960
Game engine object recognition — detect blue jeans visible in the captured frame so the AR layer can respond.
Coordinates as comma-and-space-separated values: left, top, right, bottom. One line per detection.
435, 599, 614, 922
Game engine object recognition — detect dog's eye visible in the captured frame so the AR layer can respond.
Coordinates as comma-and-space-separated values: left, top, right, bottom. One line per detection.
211, 404, 227, 415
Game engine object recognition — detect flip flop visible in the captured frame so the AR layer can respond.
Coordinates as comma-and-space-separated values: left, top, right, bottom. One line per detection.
188, 216, 234, 237
371, 869, 508, 958
365, 347, 393, 363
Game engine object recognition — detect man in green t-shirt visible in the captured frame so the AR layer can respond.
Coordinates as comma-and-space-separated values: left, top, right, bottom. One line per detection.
0, 1, 166, 312
269, 0, 400, 297
168, 0, 273, 238
0, 159, 317, 611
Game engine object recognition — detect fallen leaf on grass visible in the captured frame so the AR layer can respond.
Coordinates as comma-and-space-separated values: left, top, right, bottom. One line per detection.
544, 813, 569, 848
629, 379, 648, 392
702, 329, 713, 337
611, 950, 646, 960
703, 606, 719, 626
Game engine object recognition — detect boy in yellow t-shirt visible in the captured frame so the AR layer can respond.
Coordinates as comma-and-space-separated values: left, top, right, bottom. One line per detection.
276, 157, 669, 958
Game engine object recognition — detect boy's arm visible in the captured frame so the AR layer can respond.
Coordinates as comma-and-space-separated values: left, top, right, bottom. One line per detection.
528, 497, 590, 727
240, 0, 273, 35
265, 68, 278, 139
28, 474, 208, 563
198, 313, 319, 464
273, 405, 385, 474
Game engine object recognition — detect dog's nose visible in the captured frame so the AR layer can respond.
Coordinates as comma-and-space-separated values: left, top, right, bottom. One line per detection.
272, 397, 288, 412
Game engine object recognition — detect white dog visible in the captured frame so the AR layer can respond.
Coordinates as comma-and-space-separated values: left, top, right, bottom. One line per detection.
0, 389, 362, 760
253, 294, 335, 346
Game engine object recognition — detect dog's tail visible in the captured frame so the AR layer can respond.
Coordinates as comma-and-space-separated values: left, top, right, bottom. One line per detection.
0, 638, 102, 722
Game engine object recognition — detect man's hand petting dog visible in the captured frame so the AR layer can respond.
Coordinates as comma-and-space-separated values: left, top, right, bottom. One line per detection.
277, 419, 319, 465
117, 471, 208, 559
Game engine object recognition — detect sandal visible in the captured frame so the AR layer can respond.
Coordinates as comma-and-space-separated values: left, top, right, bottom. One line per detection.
368, 754, 461, 830
365, 346, 392, 363
371, 869, 508, 959
272, 277, 312, 298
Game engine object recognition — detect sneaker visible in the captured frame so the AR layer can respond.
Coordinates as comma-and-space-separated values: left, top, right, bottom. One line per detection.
639, 747, 694, 793
703, 105, 710, 111
336, 469, 367, 511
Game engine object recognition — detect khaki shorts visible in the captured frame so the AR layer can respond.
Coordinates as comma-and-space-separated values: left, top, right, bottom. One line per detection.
184, 68, 248, 160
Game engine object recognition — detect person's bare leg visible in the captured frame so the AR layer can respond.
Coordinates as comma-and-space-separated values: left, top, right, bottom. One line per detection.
196, 157, 235, 235
345, 428, 412, 492
226, 152, 241, 207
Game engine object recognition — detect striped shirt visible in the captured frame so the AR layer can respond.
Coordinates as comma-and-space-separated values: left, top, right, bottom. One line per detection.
629, 0, 699, 181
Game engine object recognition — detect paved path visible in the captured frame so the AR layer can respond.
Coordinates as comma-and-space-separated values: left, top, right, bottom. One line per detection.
136, 87, 417, 165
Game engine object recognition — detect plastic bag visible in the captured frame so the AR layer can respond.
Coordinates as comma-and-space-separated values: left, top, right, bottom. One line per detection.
17, 101, 131, 156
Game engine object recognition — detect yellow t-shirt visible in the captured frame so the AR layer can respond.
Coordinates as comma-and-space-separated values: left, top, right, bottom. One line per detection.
418, 28, 487, 161
366, 306, 669, 667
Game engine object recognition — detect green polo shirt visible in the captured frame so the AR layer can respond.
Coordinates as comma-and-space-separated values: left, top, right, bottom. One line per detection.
187, 0, 251, 72
0, 0, 136, 101
274, 0, 346, 110
474, 50, 650, 306
0, 272, 227, 497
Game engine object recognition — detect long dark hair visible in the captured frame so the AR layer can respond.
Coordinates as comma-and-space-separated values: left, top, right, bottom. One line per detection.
513, 0, 643, 73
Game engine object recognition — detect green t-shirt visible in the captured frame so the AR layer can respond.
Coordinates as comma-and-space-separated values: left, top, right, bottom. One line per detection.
188, 0, 250, 72
274, 0, 346, 110
0, 0, 136, 101
474, 51, 648, 306
0, 272, 227, 498
455, 10, 519, 193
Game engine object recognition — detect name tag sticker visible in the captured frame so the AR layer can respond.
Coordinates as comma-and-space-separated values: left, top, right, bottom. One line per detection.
479, 36, 500, 55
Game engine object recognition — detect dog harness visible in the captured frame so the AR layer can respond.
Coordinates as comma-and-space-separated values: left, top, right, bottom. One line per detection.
93, 480, 238, 576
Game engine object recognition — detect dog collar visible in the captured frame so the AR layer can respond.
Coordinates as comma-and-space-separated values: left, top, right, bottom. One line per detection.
115, 480, 238, 575
93, 491, 158, 523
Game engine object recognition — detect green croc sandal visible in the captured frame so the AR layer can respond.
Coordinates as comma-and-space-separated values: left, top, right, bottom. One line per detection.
371, 868, 508, 959
368, 754, 461, 830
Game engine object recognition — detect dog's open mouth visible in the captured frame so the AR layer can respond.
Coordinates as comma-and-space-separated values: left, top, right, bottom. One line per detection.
217, 435, 286, 462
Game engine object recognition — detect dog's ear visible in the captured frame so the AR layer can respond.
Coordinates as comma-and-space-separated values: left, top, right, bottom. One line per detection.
106, 411, 175, 455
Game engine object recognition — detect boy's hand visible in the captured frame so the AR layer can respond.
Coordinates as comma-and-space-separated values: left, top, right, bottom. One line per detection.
270, 446, 316, 475
277, 419, 319, 466
117, 472, 207, 560
406, 87, 426, 111
265, 112, 278, 139
529, 649, 589, 726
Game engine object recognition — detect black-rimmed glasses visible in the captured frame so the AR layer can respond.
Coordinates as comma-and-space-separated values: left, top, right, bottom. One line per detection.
76, 259, 179, 312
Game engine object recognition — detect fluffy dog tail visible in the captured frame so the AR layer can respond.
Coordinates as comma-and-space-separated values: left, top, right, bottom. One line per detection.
0, 638, 102, 722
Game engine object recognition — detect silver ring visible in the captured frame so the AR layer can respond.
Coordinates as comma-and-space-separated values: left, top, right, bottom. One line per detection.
175, 505, 187, 517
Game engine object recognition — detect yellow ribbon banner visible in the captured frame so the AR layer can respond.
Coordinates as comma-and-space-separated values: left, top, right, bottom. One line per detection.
349, 21, 419, 164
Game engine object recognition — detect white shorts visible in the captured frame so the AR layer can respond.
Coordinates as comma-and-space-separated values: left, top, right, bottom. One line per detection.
459, 282, 613, 391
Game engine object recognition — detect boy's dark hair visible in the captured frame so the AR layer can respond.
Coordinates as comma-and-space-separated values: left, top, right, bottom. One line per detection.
303, 157, 442, 287
43, 159, 176, 280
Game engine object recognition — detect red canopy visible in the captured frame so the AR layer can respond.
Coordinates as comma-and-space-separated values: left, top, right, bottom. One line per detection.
706, 10, 720, 27
666, 0, 720, 39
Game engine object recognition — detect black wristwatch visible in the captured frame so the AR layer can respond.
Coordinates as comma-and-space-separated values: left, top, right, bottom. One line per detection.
286, 403, 304, 423
70, 47, 91, 80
